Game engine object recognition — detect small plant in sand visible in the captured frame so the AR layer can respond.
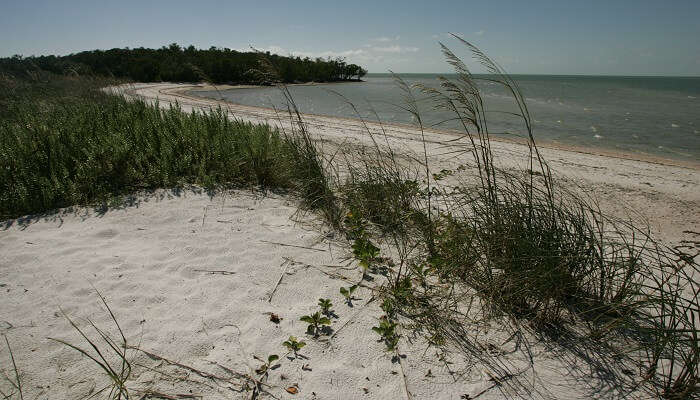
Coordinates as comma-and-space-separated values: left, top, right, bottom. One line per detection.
343, 211, 366, 240
411, 263, 433, 288
339, 285, 358, 306
352, 236, 380, 272
300, 312, 331, 337
254, 354, 280, 379
49, 294, 132, 400
318, 298, 334, 317
282, 336, 306, 358
372, 316, 400, 351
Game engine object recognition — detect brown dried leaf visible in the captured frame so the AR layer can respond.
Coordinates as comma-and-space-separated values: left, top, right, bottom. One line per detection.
286, 387, 298, 394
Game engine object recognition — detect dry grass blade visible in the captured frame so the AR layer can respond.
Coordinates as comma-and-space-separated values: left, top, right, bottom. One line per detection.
2, 336, 23, 400
49, 290, 131, 399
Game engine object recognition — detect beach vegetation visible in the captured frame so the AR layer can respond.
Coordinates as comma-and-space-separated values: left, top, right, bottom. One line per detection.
371, 317, 400, 351
0, 72, 335, 221
49, 291, 132, 400
282, 336, 306, 358
1, 336, 23, 400
318, 298, 334, 317
339, 285, 358, 306
253, 354, 280, 378
300, 312, 331, 337
326, 36, 699, 398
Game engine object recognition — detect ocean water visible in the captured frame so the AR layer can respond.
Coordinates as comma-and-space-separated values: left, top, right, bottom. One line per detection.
191, 74, 700, 163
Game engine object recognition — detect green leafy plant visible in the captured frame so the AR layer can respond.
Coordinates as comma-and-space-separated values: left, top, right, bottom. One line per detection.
300, 312, 331, 337
318, 298, 334, 317
411, 263, 433, 288
372, 317, 400, 351
339, 285, 358, 306
343, 211, 366, 240
380, 298, 395, 319
254, 354, 279, 378
282, 336, 306, 358
352, 236, 380, 270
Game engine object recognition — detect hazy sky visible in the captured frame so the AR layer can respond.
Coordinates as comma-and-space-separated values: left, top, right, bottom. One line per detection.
2, 0, 699, 76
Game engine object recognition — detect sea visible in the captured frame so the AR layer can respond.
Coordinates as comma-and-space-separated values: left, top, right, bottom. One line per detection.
190, 73, 700, 164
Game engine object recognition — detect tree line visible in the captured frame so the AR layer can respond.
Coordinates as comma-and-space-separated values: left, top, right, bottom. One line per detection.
0, 43, 368, 84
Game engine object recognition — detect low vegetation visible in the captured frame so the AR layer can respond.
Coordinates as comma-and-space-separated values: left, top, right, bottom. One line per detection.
0, 72, 332, 220
281, 336, 306, 358
49, 291, 132, 399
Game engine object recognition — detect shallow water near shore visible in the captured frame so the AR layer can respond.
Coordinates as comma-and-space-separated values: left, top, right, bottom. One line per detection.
191, 73, 700, 164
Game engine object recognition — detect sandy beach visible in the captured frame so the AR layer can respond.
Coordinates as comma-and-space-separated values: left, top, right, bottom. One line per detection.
1, 82, 698, 399
128, 83, 699, 244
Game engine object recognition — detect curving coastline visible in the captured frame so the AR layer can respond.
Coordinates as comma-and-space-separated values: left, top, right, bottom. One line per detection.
113, 82, 700, 244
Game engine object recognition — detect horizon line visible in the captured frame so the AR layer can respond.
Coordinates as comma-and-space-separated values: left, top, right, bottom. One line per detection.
366, 72, 700, 78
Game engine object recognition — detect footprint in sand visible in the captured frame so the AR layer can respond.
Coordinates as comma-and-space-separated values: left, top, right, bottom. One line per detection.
94, 228, 119, 239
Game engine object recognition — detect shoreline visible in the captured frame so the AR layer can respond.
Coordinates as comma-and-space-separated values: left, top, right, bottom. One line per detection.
117, 82, 699, 243
180, 83, 700, 171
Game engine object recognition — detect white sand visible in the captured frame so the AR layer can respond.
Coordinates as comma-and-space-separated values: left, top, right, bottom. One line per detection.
1, 83, 698, 399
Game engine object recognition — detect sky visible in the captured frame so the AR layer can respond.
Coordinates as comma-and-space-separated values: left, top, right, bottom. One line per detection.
1, 0, 699, 76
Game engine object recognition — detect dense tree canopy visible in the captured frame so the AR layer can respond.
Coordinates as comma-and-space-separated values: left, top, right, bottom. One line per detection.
0, 43, 368, 84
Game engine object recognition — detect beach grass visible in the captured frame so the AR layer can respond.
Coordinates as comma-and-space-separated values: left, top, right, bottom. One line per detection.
328, 39, 699, 398
0, 73, 332, 221
1, 336, 24, 400
49, 290, 132, 399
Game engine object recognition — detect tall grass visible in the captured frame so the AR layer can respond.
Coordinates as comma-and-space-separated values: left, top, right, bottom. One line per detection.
320, 37, 698, 398
0, 73, 333, 220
